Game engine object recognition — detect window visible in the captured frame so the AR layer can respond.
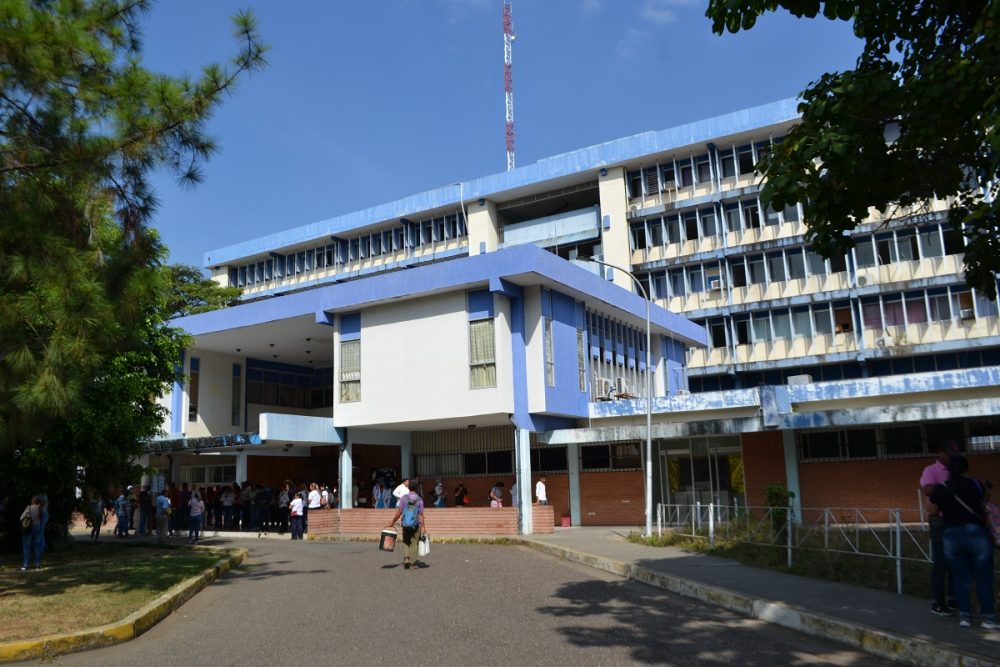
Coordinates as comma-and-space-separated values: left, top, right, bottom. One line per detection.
928, 291, 951, 321
648, 218, 664, 247
683, 211, 698, 242
531, 447, 568, 472
544, 318, 555, 387
580, 442, 641, 470
577, 329, 586, 392
665, 214, 681, 244
628, 171, 643, 198
772, 310, 792, 340
748, 256, 766, 284
805, 251, 826, 276
730, 259, 747, 288
792, 307, 811, 337
231, 364, 242, 427
919, 226, 943, 258
630, 222, 647, 250
884, 426, 923, 456
742, 200, 761, 229
752, 313, 771, 342
469, 319, 497, 388
695, 155, 712, 183
787, 249, 806, 280
724, 204, 741, 232
700, 208, 718, 237
737, 145, 754, 174
943, 225, 965, 255
188, 358, 200, 422
767, 252, 786, 283
720, 150, 736, 179
905, 292, 928, 324
812, 305, 833, 335
783, 203, 800, 223
678, 159, 694, 187
643, 166, 659, 194
861, 298, 882, 329
855, 237, 876, 268
340, 340, 361, 402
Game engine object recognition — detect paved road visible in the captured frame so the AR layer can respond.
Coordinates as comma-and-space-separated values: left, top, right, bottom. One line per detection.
43, 538, 890, 666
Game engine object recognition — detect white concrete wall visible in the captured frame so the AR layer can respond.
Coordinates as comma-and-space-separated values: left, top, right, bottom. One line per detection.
247, 404, 330, 433
334, 290, 514, 427
467, 199, 500, 255
598, 167, 633, 291
524, 285, 546, 413
184, 351, 244, 438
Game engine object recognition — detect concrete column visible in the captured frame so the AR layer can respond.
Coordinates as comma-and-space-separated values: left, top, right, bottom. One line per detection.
516, 428, 533, 535
168, 454, 181, 484
597, 167, 633, 291
781, 430, 802, 523
467, 199, 500, 255
400, 442, 412, 480
339, 443, 353, 508
235, 452, 248, 484
567, 442, 582, 526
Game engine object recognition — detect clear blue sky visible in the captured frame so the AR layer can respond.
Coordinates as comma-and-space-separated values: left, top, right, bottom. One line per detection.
141, 0, 862, 268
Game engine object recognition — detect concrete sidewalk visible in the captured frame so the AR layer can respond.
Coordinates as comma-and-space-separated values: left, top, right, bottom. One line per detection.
519, 527, 1000, 667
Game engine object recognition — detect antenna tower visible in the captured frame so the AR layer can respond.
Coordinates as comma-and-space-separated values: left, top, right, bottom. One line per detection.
502, 0, 515, 171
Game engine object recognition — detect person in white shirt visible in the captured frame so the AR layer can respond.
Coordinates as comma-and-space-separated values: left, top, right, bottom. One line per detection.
535, 477, 548, 505
289, 493, 304, 540
307, 483, 322, 509
392, 479, 410, 509
320, 485, 330, 509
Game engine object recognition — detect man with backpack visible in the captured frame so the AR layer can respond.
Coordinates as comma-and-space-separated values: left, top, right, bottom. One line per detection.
385, 486, 426, 570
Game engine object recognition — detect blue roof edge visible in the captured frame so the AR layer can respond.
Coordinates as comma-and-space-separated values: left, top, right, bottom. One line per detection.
203, 98, 800, 267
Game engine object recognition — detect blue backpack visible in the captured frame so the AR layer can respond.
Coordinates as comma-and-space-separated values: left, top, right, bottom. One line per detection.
401, 495, 421, 528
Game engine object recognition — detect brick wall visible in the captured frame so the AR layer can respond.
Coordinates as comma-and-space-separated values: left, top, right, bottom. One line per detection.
741, 431, 786, 508
579, 470, 644, 526
307, 506, 554, 536
422, 476, 566, 526
797, 453, 1000, 521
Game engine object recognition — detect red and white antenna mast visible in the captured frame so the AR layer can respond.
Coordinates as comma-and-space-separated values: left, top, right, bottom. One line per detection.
502, 0, 516, 171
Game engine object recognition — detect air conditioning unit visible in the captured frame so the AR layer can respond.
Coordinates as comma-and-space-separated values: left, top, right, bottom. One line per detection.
707, 277, 723, 291
661, 180, 677, 193
675, 389, 691, 396
960, 308, 975, 320
787, 374, 813, 385
857, 276, 869, 287
615, 377, 632, 396
594, 377, 615, 400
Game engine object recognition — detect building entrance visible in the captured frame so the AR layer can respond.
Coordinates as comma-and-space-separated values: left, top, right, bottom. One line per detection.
659, 436, 745, 519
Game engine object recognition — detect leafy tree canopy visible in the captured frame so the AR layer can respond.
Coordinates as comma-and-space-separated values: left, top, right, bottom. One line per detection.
706, 0, 999, 296
0, 1, 265, 538
165, 264, 241, 319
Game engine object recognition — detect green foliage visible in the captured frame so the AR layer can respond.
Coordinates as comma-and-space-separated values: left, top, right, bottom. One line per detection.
765, 482, 795, 529
164, 264, 241, 319
0, 1, 266, 544
706, 0, 1000, 297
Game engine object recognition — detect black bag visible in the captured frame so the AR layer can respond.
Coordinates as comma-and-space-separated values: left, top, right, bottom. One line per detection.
21, 514, 32, 535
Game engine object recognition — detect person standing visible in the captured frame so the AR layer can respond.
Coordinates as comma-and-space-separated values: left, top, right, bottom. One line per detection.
89, 492, 104, 542
385, 486, 426, 570
289, 491, 304, 540
535, 476, 548, 506
138, 486, 150, 536
453, 481, 470, 507
277, 483, 290, 534
489, 481, 504, 509
921, 442, 958, 616
433, 479, 445, 508
155, 489, 171, 543
392, 478, 410, 506
188, 491, 205, 544
928, 455, 999, 629
306, 482, 321, 534
114, 488, 130, 537
20, 496, 43, 570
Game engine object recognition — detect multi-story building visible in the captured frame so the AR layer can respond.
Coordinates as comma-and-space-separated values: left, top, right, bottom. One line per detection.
151, 98, 1000, 532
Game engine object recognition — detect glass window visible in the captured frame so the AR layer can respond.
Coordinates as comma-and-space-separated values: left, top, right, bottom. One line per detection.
875, 234, 897, 265
919, 226, 943, 258
742, 201, 761, 229
648, 219, 664, 247
628, 171, 642, 198
669, 269, 686, 297
905, 292, 928, 324
772, 310, 792, 339
340, 340, 361, 402
748, 256, 766, 284
787, 249, 806, 280
683, 211, 698, 241
855, 237, 876, 268
846, 429, 878, 458
812, 305, 833, 335
792, 307, 811, 337
928, 292, 951, 321
699, 208, 718, 237
752, 313, 772, 342
188, 358, 200, 422
829, 252, 848, 273
734, 317, 751, 344
801, 432, 841, 459
720, 151, 736, 178
544, 318, 555, 387
783, 203, 800, 222
661, 164, 676, 188
737, 146, 754, 174
630, 222, 647, 250
695, 155, 712, 183
651, 272, 668, 299
577, 330, 586, 392
943, 225, 965, 255
469, 319, 497, 388
665, 214, 681, 244
896, 229, 918, 262
688, 266, 704, 293
805, 251, 826, 276
883, 296, 905, 326
833, 303, 854, 333
861, 299, 882, 329
730, 259, 747, 288
767, 252, 786, 282
724, 204, 741, 232
643, 166, 659, 194
884, 426, 924, 456
764, 204, 781, 226
975, 290, 999, 318
678, 160, 694, 187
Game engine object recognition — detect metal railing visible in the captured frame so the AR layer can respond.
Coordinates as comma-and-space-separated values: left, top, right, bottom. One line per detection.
656, 502, 938, 595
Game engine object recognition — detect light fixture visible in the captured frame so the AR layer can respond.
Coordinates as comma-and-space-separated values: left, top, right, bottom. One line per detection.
478, 198, 485, 206
599, 168, 608, 177
235, 348, 241, 352
306, 337, 311, 342
272, 354, 278, 359
306, 350, 311, 354
269, 343, 275, 348
283, 444, 293, 452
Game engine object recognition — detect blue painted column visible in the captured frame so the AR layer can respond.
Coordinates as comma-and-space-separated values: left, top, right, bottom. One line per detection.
781, 430, 802, 523
567, 442, 581, 526
235, 452, 248, 485
340, 443, 354, 508
515, 428, 533, 535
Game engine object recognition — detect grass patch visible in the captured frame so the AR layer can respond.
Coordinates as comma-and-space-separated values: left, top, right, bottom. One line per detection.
0, 541, 227, 642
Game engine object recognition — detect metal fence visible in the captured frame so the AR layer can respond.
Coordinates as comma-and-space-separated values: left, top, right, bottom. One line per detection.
656, 501, 937, 595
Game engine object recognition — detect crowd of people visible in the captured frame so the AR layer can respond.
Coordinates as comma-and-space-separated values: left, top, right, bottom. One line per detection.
87, 480, 338, 541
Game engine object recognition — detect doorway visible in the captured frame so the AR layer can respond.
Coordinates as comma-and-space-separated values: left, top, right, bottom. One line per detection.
659, 436, 745, 523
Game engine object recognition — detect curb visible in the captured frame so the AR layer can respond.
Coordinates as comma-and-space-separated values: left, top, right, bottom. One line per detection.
0, 546, 247, 664
518, 539, 997, 667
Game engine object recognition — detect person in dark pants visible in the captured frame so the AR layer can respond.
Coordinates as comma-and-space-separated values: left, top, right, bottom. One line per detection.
928, 455, 999, 629
289, 491, 304, 540
921, 441, 959, 616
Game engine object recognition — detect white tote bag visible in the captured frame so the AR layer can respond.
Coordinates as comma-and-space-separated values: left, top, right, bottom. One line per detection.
417, 533, 431, 557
